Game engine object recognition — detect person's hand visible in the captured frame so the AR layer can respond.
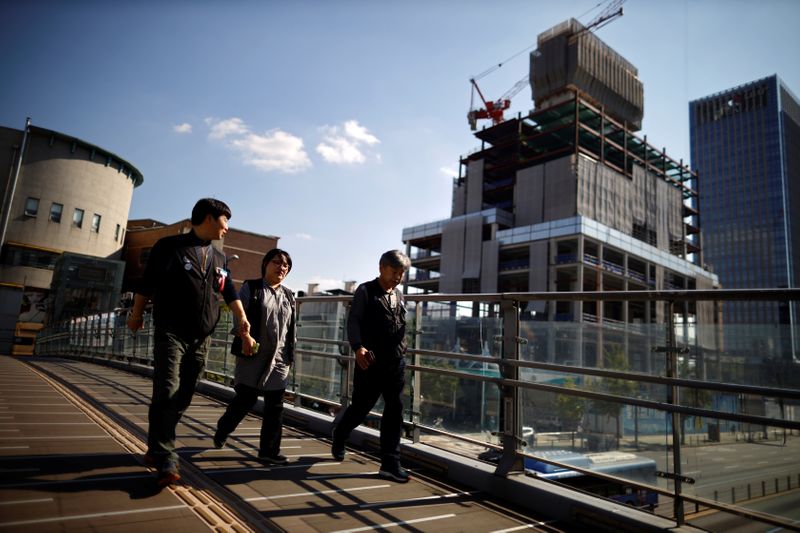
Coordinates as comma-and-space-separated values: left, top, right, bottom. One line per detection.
355, 347, 374, 370
127, 314, 143, 333
242, 334, 257, 356
238, 315, 251, 338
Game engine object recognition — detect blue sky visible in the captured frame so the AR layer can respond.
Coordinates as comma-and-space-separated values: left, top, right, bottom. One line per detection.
2, 0, 799, 293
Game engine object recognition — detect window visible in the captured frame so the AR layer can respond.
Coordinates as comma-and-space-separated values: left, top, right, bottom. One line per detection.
50, 203, 63, 223
73, 208, 84, 228
114, 223, 121, 241
91, 213, 101, 233
24, 197, 39, 217
139, 247, 152, 266
0, 243, 59, 270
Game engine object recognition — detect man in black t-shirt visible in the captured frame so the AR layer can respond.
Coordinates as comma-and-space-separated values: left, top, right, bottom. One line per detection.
127, 198, 250, 486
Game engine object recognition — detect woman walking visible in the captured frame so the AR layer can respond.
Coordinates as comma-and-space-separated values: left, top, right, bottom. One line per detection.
214, 248, 295, 464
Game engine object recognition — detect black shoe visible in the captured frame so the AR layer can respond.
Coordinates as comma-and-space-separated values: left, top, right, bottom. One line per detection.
212, 433, 227, 449
143, 452, 159, 468
379, 465, 410, 483
258, 453, 288, 465
157, 458, 181, 487
331, 438, 345, 461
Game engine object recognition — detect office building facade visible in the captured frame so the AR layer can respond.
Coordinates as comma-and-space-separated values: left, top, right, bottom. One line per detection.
690, 75, 800, 359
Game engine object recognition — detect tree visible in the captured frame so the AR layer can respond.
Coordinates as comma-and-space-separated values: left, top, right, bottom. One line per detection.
556, 377, 587, 449
589, 344, 637, 448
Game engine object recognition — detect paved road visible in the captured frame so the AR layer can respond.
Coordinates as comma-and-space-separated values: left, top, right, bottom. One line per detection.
637, 438, 800, 502
687, 490, 800, 532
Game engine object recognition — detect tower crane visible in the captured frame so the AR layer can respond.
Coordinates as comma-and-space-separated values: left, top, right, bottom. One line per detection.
466, 0, 625, 131
467, 76, 528, 131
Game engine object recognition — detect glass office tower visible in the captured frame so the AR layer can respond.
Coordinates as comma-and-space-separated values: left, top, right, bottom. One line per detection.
690, 75, 800, 360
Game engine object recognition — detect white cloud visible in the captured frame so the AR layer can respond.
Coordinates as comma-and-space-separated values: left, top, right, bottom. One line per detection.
316, 120, 380, 165
343, 120, 380, 145
207, 117, 249, 140
173, 123, 192, 134
316, 134, 365, 164
294, 232, 313, 241
206, 117, 311, 174
230, 130, 312, 174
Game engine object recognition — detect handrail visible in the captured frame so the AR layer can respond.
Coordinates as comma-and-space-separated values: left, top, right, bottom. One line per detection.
500, 359, 800, 399
409, 348, 800, 399
403, 362, 800, 430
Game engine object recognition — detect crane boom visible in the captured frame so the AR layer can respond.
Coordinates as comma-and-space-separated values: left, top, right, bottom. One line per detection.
467, 0, 626, 130
468, 78, 511, 130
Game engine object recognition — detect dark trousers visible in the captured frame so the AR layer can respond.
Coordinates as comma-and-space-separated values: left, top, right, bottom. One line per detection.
148, 330, 210, 462
216, 384, 285, 457
333, 357, 405, 468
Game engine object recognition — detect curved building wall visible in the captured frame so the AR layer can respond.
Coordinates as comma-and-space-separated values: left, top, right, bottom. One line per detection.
0, 124, 143, 291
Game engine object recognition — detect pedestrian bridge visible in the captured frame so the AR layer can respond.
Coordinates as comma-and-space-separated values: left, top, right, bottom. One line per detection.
12, 289, 800, 531
0, 354, 674, 532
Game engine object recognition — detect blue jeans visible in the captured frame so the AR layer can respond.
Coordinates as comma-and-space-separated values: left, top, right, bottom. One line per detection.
147, 330, 210, 462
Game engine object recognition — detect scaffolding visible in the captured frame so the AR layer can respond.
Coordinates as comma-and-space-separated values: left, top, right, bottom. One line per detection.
463, 89, 701, 260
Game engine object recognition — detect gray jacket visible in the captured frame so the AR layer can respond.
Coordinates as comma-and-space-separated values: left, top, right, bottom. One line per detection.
233, 280, 295, 391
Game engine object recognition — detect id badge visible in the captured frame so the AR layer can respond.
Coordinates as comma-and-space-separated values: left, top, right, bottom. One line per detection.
214, 267, 229, 292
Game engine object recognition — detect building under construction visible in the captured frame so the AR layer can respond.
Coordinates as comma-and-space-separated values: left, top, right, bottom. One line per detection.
402, 19, 719, 357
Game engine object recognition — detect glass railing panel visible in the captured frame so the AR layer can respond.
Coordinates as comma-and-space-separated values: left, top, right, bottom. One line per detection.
411, 299, 503, 455
517, 317, 674, 513
293, 298, 350, 409
206, 311, 234, 381
519, 319, 668, 401
521, 386, 666, 512
676, 415, 800, 527
672, 319, 800, 525
693, 322, 800, 389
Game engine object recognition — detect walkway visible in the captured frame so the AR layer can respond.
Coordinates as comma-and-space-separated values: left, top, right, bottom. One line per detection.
0, 355, 567, 532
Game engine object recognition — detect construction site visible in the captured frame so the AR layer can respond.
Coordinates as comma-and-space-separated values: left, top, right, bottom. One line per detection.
402, 11, 719, 365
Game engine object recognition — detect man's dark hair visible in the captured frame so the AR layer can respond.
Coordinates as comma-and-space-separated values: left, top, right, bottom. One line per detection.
191, 198, 232, 225
379, 250, 410, 270
261, 248, 293, 278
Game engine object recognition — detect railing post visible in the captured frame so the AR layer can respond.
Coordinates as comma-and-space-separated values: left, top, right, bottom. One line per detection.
495, 298, 523, 476
666, 300, 685, 525
144, 313, 151, 362
339, 302, 353, 411
411, 301, 423, 444
104, 313, 111, 357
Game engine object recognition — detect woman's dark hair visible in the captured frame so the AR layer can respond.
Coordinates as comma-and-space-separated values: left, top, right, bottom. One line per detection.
191, 198, 232, 225
261, 248, 292, 278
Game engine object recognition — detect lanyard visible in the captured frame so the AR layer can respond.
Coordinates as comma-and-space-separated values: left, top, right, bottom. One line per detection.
195, 245, 211, 275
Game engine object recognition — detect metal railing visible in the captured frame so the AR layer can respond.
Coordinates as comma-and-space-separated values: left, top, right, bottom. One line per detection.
35, 288, 800, 530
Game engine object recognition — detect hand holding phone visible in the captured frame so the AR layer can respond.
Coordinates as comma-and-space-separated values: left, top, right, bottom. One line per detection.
356, 347, 375, 369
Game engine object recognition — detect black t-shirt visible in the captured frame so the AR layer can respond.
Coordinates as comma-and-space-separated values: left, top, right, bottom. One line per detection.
137, 230, 239, 339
